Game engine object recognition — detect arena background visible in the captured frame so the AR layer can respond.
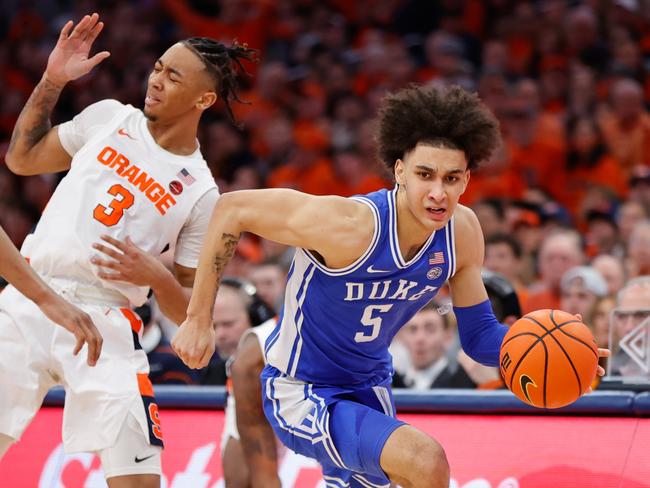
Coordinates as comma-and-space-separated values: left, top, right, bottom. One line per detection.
1, 0, 650, 487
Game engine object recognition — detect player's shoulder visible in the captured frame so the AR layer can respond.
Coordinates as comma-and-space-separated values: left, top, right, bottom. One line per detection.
75, 98, 127, 122
453, 204, 481, 236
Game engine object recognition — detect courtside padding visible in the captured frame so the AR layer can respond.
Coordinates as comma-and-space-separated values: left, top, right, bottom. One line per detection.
43, 386, 650, 416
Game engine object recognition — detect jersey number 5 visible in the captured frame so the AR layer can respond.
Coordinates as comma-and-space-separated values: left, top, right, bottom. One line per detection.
93, 184, 134, 226
355, 304, 394, 343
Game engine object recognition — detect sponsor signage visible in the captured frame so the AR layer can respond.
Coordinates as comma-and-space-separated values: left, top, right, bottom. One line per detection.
1, 408, 649, 487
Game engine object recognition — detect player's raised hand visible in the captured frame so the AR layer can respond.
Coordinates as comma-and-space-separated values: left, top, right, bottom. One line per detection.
37, 292, 103, 366
91, 235, 166, 287
172, 316, 216, 369
45, 13, 110, 87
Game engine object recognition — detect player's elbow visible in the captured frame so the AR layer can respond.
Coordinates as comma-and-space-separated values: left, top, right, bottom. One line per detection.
4, 151, 29, 175
215, 192, 247, 228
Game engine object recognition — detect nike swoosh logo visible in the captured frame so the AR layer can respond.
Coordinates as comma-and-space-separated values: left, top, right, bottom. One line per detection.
134, 453, 156, 463
520, 374, 536, 404
367, 265, 390, 273
118, 128, 136, 140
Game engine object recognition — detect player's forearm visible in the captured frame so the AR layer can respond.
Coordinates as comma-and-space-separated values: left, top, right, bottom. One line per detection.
186, 194, 242, 323
149, 268, 190, 325
0, 227, 52, 304
6, 75, 64, 173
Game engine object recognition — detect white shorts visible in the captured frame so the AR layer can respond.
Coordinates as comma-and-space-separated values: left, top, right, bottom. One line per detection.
0, 282, 164, 455
99, 412, 162, 478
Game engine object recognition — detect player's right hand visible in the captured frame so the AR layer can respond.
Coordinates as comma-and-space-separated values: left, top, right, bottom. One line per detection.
172, 316, 215, 369
45, 13, 110, 87
38, 292, 103, 367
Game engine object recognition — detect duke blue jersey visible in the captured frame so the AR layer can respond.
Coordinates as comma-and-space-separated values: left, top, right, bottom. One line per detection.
265, 187, 457, 388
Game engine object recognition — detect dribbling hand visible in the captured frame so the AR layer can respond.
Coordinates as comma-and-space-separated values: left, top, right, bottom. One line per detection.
37, 292, 103, 366
172, 316, 215, 369
45, 13, 110, 87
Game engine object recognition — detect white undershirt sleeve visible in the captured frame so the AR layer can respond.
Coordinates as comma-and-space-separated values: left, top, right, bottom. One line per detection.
174, 187, 220, 268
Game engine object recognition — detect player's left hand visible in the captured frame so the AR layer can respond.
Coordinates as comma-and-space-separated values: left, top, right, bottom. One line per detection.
596, 347, 611, 377
91, 235, 167, 287
574, 314, 611, 378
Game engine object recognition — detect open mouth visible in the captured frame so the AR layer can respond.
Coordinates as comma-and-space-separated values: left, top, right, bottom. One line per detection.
426, 207, 446, 215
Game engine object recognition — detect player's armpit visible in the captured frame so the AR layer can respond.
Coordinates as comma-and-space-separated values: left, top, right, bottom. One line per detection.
230, 335, 281, 487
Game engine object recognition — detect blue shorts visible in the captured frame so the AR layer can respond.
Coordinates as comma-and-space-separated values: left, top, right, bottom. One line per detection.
261, 365, 405, 488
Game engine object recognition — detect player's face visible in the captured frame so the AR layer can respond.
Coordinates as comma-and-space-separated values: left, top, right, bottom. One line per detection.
144, 43, 216, 122
394, 143, 469, 231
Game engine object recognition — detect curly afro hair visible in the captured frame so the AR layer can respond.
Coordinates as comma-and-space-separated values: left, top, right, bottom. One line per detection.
377, 84, 501, 172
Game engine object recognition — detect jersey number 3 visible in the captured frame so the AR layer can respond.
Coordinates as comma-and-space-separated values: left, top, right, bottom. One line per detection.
93, 184, 134, 226
355, 304, 394, 343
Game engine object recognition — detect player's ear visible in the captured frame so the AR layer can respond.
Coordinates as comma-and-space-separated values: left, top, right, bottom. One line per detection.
394, 159, 405, 185
197, 91, 217, 110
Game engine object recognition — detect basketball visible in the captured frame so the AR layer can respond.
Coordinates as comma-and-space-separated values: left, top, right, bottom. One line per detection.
499, 309, 599, 409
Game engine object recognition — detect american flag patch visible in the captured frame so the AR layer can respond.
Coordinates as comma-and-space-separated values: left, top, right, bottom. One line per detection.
176, 168, 196, 186
429, 251, 444, 265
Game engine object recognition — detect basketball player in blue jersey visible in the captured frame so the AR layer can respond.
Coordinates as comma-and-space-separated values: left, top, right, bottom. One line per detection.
174, 85, 609, 488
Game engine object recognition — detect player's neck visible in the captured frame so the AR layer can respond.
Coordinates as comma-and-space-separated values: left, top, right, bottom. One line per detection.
395, 189, 434, 261
146, 118, 199, 156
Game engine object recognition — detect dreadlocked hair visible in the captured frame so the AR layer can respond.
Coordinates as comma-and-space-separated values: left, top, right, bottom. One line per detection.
377, 84, 501, 171
182, 37, 257, 123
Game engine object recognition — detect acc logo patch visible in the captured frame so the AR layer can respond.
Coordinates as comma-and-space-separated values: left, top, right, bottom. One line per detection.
427, 267, 443, 280
169, 180, 183, 195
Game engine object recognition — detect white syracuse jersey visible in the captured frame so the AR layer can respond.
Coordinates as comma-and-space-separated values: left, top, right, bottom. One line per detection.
21, 99, 218, 306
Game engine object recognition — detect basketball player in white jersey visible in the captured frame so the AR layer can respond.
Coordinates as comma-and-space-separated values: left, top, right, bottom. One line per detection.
174, 85, 610, 487
0, 224, 102, 365
1, 13, 254, 487
213, 278, 280, 488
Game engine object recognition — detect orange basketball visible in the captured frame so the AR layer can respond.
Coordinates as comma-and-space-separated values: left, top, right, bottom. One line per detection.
499, 309, 599, 409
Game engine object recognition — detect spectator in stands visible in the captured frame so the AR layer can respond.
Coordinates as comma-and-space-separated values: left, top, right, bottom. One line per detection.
584, 210, 621, 257
560, 266, 609, 319
472, 198, 508, 239
484, 233, 528, 306
628, 165, 650, 211
599, 78, 650, 173
392, 301, 478, 390
564, 116, 627, 217
592, 254, 627, 297
248, 259, 287, 313
524, 229, 585, 313
609, 276, 650, 378
617, 200, 649, 245
626, 220, 650, 278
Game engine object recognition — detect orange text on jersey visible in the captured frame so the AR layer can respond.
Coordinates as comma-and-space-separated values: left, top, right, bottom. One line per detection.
97, 146, 177, 215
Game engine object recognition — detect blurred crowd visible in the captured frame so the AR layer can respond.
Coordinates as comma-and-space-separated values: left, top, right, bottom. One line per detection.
1, 0, 650, 389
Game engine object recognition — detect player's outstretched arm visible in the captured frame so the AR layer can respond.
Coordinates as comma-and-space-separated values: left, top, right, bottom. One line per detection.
5, 13, 110, 176
230, 335, 281, 488
0, 227, 103, 365
173, 188, 373, 368
448, 206, 509, 367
